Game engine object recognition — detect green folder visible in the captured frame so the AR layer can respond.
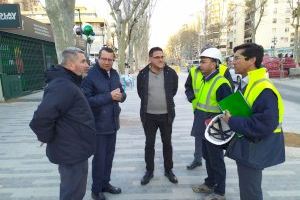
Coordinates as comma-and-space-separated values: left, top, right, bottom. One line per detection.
218, 91, 252, 117
218, 91, 251, 138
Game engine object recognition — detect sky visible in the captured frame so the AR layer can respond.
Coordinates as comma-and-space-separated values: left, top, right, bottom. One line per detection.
46, 0, 204, 48
149, 0, 204, 48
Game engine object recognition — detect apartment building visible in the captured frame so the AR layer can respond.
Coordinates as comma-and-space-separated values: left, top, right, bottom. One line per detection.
205, 0, 228, 54
205, 0, 295, 56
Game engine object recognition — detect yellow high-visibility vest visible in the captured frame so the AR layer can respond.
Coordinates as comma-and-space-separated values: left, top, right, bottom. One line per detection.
190, 64, 228, 110
195, 74, 230, 113
243, 68, 284, 133
219, 64, 227, 76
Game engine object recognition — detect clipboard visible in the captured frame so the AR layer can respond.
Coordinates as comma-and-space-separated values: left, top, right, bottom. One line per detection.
218, 91, 252, 138
218, 91, 252, 117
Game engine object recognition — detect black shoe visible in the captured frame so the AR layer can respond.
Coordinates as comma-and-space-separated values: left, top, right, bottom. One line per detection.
141, 171, 154, 185
91, 192, 106, 200
164, 170, 178, 184
186, 161, 202, 170
102, 183, 122, 194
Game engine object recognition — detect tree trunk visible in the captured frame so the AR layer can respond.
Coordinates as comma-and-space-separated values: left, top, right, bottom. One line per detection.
117, 24, 127, 74
45, 0, 76, 63
128, 41, 135, 73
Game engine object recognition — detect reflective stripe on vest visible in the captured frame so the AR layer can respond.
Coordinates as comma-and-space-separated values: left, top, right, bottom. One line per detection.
190, 66, 203, 110
196, 75, 230, 113
190, 65, 228, 111
219, 64, 227, 76
244, 68, 284, 133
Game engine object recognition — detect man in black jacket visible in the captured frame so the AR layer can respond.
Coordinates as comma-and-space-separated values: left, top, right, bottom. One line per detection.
137, 47, 178, 185
29, 47, 96, 200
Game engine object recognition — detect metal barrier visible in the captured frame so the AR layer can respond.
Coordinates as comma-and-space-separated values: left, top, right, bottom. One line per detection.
0, 31, 57, 100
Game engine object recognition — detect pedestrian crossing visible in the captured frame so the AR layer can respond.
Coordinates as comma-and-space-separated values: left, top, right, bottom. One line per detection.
0, 75, 299, 199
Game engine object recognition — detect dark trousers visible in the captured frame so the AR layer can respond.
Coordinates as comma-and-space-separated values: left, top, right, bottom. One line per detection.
58, 160, 88, 200
237, 162, 263, 200
142, 113, 173, 172
194, 136, 202, 163
92, 134, 116, 194
203, 139, 226, 195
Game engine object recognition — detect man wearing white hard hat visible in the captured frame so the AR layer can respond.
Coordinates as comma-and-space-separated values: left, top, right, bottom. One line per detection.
185, 47, 232, 200
185, 46, 233, 171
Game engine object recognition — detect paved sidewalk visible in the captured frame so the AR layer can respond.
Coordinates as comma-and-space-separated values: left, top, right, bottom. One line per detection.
0, 73, 300, 200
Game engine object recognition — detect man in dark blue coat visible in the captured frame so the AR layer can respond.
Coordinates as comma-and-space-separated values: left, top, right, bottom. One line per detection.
137, 47, 178, 185
82, 47, 126, 200
223, 43, 285, 200
29, 47, 96, 200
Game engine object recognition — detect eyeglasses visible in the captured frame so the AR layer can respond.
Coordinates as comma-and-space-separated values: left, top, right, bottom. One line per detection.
100, 57, 114, 63
152, 56, 164, 59
233, 55, 247, 61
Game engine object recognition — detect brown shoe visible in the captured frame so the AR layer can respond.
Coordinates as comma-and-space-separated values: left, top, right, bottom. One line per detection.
192, 183, 213, 193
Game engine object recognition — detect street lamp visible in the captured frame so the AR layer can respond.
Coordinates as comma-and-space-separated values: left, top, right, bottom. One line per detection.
271, 37, 277, 57
100, 26, 105, 46
75, 9, 82, 36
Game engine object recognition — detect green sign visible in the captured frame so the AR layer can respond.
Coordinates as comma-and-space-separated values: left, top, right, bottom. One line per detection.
0, 4, 21, 29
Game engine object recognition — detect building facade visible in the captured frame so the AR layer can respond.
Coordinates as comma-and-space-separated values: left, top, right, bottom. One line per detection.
205, 0, 295, 56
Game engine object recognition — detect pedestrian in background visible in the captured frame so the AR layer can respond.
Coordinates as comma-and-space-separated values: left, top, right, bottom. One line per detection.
82, 47, 126, 200
189, 47, 232, 200
137, 47, 178, 185
29, 47, 96, 200
223, 43, 285, 200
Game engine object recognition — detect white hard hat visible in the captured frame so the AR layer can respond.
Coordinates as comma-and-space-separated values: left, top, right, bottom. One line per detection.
204, 114, 235, 145
200, 48, 223, 63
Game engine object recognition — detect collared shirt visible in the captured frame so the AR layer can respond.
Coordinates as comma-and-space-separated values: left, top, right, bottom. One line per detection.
241, 76, 249, 90
204, 70, 218, 82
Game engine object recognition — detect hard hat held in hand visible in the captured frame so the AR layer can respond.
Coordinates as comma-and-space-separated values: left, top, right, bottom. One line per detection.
200, 48, 223, 63
204, 114, 235, 145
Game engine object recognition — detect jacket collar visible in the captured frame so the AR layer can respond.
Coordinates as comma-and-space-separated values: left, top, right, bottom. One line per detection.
95, 62, 111, 78
203, 69, 219, 82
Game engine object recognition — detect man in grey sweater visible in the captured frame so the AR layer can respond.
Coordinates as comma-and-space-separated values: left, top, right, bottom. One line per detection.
137, 47, 178, 185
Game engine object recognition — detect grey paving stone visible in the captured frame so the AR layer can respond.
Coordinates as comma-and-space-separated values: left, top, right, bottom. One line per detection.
0, 73, 299, 200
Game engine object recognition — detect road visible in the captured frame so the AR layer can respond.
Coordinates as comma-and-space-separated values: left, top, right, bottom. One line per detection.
0, 72, 299, 200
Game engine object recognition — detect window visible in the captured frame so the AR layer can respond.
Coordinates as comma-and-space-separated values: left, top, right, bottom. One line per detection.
285, 18, 290, 23
272, 18, 277, 23
273, 8, 277, 14
274, 0, 278, 3
285, 27, 289, 32
281, 37, 288, 42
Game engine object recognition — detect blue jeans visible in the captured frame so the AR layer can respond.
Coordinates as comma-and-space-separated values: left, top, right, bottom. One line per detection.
92, 134, 116, 194
203, 139, 226, 195
237, 163, 263, 200
58, 160, 88, 200
194, 136, 202, 163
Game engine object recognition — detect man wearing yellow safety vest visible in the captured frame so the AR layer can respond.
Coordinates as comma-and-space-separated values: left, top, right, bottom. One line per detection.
185, 47, 232, 200
223, 43, 285, 200
185, 48, 233, 171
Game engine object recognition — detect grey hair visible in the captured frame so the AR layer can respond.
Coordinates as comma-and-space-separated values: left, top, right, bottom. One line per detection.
61, 47, 85, 65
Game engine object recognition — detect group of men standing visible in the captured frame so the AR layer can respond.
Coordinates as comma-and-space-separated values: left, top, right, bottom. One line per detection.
29, 43, 285, 200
